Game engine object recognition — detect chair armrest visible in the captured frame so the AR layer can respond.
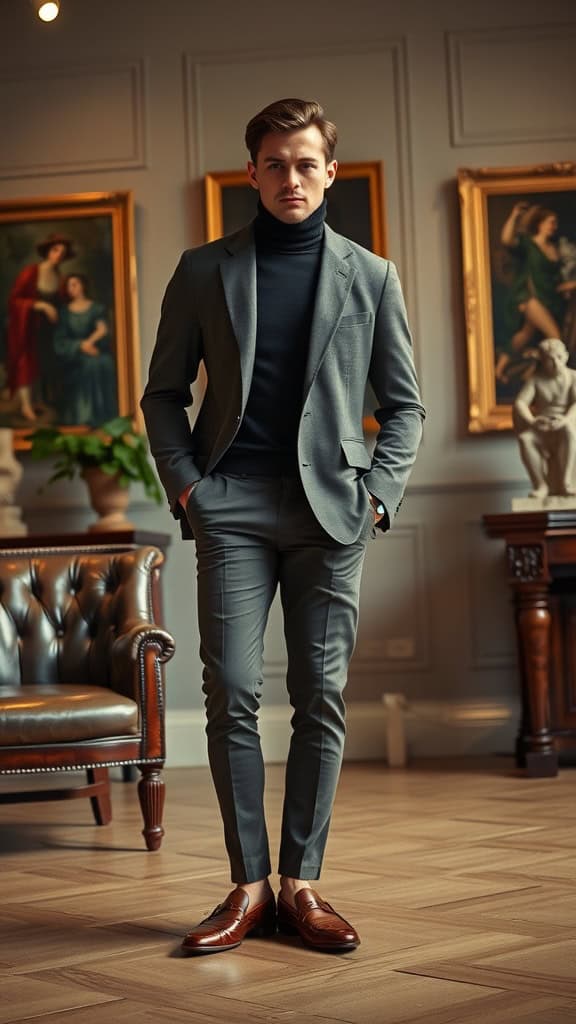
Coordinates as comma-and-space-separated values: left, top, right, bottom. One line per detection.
111, 622, 175, 696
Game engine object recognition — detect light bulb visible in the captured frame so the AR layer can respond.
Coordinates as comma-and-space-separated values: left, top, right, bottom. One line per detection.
37, 1, 60, 21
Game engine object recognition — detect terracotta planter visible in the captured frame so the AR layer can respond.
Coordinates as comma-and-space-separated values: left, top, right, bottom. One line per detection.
82, 467, 133, 532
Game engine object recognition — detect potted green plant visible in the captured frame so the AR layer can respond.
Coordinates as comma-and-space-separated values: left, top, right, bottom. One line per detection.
26, 416, 162, 531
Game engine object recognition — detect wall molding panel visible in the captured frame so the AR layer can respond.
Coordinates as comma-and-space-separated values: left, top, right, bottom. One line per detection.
447, 24, 576, 147
0, 59, 147, 178
353, 523, 431, 672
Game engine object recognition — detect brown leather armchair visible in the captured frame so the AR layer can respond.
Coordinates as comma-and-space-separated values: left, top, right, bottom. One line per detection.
0, 544, 175, 850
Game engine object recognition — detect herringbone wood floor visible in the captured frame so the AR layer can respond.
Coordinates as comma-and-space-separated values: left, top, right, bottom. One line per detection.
1, 758, 576, 1024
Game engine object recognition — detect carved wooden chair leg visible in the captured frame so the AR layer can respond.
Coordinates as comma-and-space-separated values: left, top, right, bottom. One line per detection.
138, 765, 165, 851
87, 766, 112, 826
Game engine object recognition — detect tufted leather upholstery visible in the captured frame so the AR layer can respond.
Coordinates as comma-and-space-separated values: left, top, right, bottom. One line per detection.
0, 548, 164, 690
0, 544, 175, 850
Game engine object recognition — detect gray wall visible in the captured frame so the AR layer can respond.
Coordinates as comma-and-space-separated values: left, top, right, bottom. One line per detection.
1, 0, 575, 752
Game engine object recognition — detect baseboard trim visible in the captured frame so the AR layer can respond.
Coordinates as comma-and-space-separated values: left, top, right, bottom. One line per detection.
165, 699, 518, 767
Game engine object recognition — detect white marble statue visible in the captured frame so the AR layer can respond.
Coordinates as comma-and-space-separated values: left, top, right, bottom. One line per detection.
513, 337, 576, 499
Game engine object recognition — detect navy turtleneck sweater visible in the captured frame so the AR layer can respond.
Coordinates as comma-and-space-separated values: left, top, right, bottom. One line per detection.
218, 198, 326, 476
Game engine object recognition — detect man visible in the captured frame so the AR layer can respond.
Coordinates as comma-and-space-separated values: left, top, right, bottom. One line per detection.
141, 98, 424, 955
513, 336, 576, 497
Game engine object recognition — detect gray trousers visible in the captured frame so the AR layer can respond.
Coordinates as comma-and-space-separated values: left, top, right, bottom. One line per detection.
187, 473, 372, 883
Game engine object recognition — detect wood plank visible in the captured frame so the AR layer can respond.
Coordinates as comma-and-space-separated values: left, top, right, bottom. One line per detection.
400, 938, 576, 999
0, 978, 118, 1024
8, 998, 350, 1024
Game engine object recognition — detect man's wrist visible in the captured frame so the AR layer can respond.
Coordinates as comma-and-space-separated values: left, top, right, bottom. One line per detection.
179, 481, 199, 509
368, 493, 386, 517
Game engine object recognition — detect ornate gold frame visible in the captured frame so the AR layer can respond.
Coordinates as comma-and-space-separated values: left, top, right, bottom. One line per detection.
0, 191, 140, 447
204, 161, 387, 256
459, 162, 576, 433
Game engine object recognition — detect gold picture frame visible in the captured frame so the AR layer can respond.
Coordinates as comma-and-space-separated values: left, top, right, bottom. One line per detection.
459, 163, 576, 433
0, 190, 141, 447
204, 161, 387, 256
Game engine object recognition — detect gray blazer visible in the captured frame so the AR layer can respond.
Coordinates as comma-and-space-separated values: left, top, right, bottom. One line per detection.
141, 222, 425, 544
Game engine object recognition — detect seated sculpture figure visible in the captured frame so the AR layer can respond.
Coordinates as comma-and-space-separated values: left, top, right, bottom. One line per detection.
513, 337, 576, 498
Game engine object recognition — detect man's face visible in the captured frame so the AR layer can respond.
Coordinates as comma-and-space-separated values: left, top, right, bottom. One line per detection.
247, 125, 337, 224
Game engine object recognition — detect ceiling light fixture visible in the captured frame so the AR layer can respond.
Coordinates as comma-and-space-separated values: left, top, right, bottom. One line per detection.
33, 0, 60, 22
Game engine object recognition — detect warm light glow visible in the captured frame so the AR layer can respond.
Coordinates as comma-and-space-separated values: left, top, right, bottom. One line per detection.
37, 1, 59, 21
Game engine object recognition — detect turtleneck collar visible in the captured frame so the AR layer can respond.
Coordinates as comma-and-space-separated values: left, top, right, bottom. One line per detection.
254, 197, 326, 253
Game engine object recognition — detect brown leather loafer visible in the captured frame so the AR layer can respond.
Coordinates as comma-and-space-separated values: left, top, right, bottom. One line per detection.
181, 888, 276, 956
277, 888, 360, 952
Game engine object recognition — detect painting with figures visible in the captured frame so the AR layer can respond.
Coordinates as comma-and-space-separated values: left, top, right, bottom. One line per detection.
0, 191, 140, 448
459, 164, 576, 433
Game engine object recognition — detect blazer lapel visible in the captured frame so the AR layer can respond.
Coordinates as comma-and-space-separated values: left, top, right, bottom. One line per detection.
219, 226, 257, 411
303, 225, 356, 399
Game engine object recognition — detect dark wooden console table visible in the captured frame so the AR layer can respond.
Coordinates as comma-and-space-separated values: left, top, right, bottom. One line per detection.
484, 511, 576, 778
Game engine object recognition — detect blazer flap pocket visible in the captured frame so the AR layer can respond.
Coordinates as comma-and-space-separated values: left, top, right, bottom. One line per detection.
341, 437, 371, 469
339, 312, 372, 328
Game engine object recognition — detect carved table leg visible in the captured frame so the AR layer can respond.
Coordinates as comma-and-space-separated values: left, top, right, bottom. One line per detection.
514, 588, 558, 778
138, 765, 165, 851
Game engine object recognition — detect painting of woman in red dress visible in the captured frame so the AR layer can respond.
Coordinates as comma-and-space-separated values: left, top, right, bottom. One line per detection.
6, 233, 75, 421
0, 191, 140, 445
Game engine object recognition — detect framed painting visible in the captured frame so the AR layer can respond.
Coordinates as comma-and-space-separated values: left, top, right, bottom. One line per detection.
204, 162, 386, 429
458, 162, 576, 433
204, 161, 387, 256
0, 190, 140, 447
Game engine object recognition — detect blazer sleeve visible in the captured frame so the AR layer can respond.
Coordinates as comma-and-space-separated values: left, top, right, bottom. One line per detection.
140, 252, 204, 521
362, 261, 425, 529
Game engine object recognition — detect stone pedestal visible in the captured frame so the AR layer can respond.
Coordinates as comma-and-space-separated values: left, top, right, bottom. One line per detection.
0, 429, 26, 537
512, 495, 576, 512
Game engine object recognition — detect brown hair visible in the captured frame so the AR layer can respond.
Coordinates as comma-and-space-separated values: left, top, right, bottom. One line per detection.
37, 233, 76, 261
525, 206, 557, 236
245, 98, 337, 163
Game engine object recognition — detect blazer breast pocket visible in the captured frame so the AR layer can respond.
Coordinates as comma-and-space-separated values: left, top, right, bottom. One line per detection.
339, 312, 372, 329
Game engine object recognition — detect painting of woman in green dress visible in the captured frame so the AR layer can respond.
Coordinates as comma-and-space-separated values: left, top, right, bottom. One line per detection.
54, 273, 118, 426
493, 200, 576, 394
